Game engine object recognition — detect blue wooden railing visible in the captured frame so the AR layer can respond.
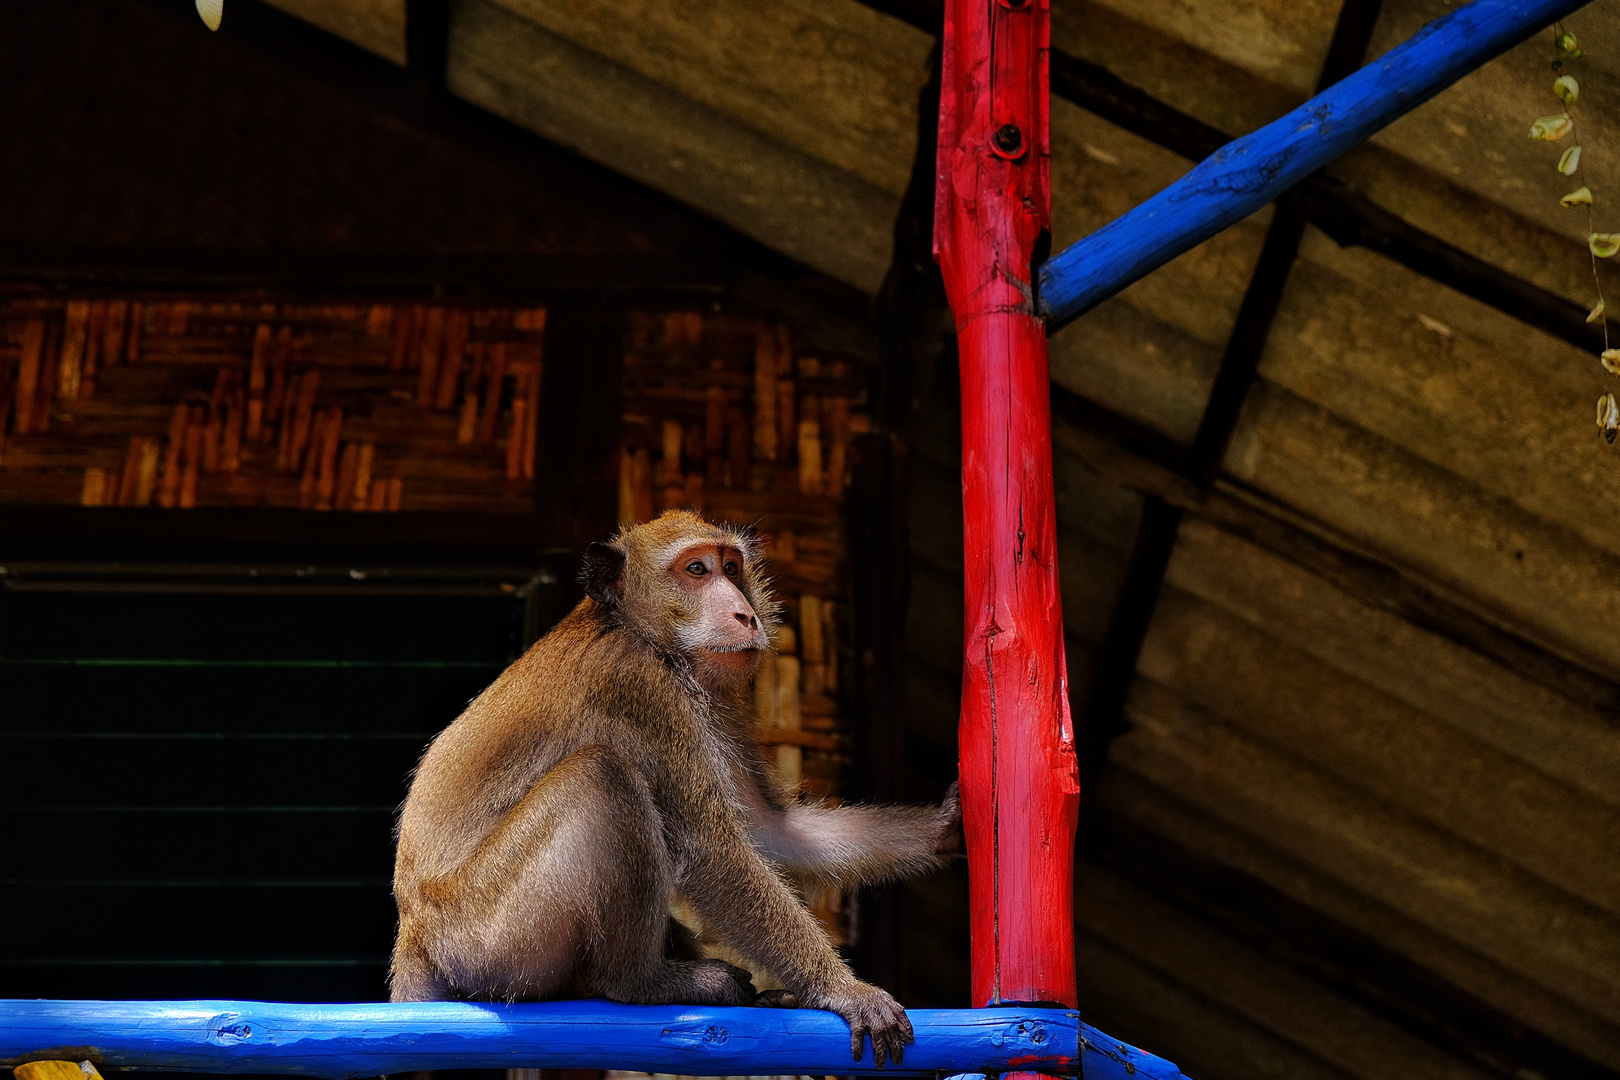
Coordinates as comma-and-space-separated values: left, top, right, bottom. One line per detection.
0, 1000, 1182, 1079
1039, 0, 1592, 330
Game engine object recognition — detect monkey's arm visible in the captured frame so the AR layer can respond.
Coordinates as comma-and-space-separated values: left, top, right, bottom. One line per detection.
750, 784, 961, 889
669, 783, 915, 1068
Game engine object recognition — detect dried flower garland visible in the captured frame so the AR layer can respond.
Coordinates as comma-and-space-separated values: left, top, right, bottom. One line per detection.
1535, 25, 1620, 443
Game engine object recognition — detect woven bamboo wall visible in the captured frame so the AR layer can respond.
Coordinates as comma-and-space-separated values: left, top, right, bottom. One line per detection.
618, 309, 871, 950
0, 293, 546, 512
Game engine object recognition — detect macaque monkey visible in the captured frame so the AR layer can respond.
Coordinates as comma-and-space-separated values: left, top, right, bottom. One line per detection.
391, 510, 959, 1067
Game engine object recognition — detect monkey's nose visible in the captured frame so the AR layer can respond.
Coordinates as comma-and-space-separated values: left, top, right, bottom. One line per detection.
733, 611, 757, 627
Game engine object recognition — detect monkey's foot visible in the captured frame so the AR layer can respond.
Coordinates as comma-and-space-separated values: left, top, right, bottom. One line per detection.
667, 957, 756, 1006
802, 979, 915, 1069
752, 989, 799, 1008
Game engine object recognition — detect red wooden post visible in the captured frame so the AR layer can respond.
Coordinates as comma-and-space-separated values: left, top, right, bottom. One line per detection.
934, 0, 1081, 1012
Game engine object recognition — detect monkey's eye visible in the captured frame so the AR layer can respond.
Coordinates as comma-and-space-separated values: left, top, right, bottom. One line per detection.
686, 560, 709, 577
724, 560, 739, 577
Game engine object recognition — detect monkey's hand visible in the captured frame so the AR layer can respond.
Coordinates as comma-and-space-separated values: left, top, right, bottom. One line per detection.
935, 780, 963, 856
802, 978, 914, 1068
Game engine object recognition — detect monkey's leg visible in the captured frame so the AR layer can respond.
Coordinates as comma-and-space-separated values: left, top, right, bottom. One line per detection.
666, 916, 707, 961
389, 927, 452, 1002
430, 743, 755, 1006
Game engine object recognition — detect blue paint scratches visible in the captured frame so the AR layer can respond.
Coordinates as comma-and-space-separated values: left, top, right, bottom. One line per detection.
0, 1000, 1161, 1079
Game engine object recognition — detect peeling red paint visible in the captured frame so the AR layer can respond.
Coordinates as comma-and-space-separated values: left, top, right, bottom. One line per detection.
1007, 1053, 1076, 1067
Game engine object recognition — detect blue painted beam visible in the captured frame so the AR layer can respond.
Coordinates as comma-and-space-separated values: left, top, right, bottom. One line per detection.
0, 1000, 1186, 1080
1039, 0, 1590, 331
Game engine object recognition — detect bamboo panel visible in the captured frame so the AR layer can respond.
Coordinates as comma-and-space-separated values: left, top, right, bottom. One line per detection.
0, 294, 547, 512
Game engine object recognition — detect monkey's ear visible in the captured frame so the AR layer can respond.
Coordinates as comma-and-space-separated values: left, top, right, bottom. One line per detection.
581, 541, 626, 607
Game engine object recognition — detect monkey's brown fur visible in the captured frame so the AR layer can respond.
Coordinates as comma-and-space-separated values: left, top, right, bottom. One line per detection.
391, 510, 958, 1066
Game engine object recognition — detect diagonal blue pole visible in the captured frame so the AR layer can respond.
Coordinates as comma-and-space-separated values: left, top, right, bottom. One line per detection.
0, 999, 1186, 1080
1039, 0, 1590, 331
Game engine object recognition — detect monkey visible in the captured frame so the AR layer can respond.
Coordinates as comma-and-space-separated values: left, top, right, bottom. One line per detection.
390, 509, 960, 1068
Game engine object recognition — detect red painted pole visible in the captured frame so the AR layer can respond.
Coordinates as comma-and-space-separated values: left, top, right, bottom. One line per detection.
934, 0, 1081, 1013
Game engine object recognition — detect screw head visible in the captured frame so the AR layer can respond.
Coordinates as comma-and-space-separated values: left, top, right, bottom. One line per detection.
993, 123, 1024, 155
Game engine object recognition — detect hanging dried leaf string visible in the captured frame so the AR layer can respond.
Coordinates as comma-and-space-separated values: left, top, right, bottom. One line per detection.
1539, 24, 1620, 441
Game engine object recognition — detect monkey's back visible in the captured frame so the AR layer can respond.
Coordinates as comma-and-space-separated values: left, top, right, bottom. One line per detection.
394, 601, 673, 886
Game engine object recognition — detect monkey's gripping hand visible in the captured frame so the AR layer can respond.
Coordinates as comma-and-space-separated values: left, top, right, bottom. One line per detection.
802, 977, 915, 1068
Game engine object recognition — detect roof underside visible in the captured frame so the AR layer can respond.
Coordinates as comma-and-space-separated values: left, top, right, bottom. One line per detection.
47, 0, 1620, 1077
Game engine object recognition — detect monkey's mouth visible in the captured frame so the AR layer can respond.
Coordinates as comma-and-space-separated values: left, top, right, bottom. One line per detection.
704, 643, 762, 655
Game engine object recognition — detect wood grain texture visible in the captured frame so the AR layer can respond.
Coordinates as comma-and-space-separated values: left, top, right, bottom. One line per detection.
1226, 379, 1620, 677
936, 0, 1081, 1012
1073, 860, 1494, 1080
1112, 677, 1620, 1023
446, 0, 903, 291
1139, 584, 1620, 916
1166, 518, 1620, 809
259, 0, 408, 64
1092, 768, 1620, 1068
484, 0, 930, 199
1045, 95, 1268, 444
1362, 0, 1620, 255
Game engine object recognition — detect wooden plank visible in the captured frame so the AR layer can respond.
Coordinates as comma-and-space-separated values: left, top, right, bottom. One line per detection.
1048, 0, 1302, 157
1290, 166, 1600, 354
258, 0, 408, 65
1272, 235, 1615, 558
1076, 497, 1181, 786
1226, 380, 1620, 678
1072, 861, 1493, 1080
487, 0, 929, 199
1081, 0, 1339, 99
1092, 768, 1620, 1071
1191, 0, 1384, 473
1358, 0, 1602, 260
1047, 381, 1620, 718
1046, 97, 1265, 444
1165, 517, 1620, 809
445, 0, 902, 291
1111, 677, 1620, 1021
1139, 583, 1620, 916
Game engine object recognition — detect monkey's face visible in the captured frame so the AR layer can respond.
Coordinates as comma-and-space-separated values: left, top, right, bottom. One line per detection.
666, 543, 769, 688
581, 511, 777, 689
